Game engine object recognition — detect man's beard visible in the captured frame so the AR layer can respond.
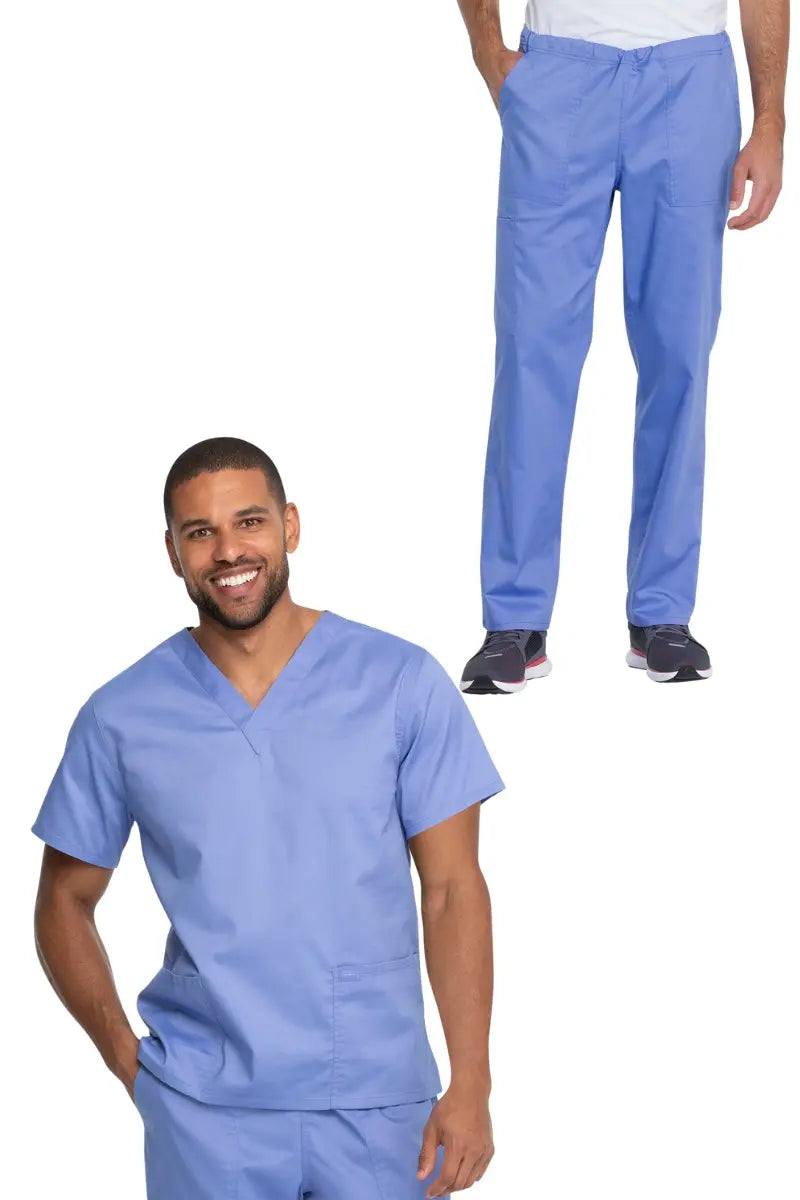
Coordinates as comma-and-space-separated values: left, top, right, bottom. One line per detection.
185, 555, 290, 631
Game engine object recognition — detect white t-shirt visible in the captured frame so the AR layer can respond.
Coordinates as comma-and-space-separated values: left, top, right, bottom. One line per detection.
525, 1, 727, 50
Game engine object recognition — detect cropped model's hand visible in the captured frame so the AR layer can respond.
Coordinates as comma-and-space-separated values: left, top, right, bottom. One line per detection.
477, 46, 524, 110
728, 121, 784, 229
417, 1083, 494, 1196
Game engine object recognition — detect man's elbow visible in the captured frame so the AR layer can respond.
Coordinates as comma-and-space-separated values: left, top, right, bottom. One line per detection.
420, 866, 488, 919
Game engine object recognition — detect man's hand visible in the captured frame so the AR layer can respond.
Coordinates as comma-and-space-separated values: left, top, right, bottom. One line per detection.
728, 121, 784, 230
476, 47, 524, 111
417, 1084, 494, 1197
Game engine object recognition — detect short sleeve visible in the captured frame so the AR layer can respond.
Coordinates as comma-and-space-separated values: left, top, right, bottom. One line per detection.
396, 650, 504, 840
31, 698, 134, 869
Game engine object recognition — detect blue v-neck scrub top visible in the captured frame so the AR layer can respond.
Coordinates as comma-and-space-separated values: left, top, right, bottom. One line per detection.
32, 612, 504, 1110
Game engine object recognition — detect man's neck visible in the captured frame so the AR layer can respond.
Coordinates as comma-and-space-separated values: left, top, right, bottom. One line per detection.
191, 594, 324, 706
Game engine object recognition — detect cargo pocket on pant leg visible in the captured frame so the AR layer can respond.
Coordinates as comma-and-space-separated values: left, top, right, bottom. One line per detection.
332, 952, 440, 1104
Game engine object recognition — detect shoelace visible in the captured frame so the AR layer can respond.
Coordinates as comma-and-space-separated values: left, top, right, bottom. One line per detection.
483, 629, 527, 654
647, 623, 690, 642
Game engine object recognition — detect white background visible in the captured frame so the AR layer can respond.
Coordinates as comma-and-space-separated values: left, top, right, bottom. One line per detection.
2, 2, 797, 1197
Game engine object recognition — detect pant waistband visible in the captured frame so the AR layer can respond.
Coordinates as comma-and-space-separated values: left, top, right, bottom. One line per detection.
519, 28, 730, 62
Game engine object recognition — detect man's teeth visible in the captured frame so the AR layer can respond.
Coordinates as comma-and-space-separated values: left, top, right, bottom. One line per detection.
216, 569, 259, 588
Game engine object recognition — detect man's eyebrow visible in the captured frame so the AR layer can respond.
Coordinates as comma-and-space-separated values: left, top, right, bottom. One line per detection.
177, 516, 211, 535
234, 505, 270, 519
177, 506, 270, 535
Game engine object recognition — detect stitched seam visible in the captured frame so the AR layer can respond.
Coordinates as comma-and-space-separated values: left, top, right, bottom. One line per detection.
497, 215, 521, 340
524, 46, 725, 64
530, 47, 610, 63
361, 1118, 390, 1200
394, 654, 417, 766
340, 1109, 391, 1200
615, 63, 627, 185
330, 969, 339, 1105
726, 54, 739, 105
558, 58, 591, 204
336, 1086, 440, 1104
656, 48, 723, 62
90, 697, 135, 827
335, 952, 418, 979
725, 46, 742, 128
661, 58, 678, 206
227, 1107, 240, 1200
526, 42, 724, 65
300, 1114, 309, 1194
166, 640, 261, 754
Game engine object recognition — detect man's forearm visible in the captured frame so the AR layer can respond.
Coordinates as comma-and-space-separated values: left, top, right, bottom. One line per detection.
740, 0, 789, 131
455, 0, 501, 57
456, 0, 524, 106
34, 892, 137, 1079
457, 0, 505, 68
421, 869, 493, 1091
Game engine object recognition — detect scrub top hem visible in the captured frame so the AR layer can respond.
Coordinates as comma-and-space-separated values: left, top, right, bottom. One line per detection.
401, 776, 505, 840
30, 821, 121, 871
138, 1059, 442, 1111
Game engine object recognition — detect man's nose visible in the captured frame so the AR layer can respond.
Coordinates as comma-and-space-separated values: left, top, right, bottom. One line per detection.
214, 531, 250, 563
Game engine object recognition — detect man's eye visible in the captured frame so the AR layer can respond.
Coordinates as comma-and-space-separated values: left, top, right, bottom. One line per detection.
242, 518, 262, 528
189, 528, 211, 538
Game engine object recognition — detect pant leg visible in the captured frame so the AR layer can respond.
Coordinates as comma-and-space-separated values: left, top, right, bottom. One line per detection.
621, 35, 741, 625
480, 38, 620, 631
133, 1066, 302, 1200
305, 1101, 445, 1200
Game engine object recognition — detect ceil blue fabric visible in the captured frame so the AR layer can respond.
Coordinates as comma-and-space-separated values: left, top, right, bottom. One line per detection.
134, 1065, 447, 1199
481, 29, 741, 630
32, 611, 503, 1109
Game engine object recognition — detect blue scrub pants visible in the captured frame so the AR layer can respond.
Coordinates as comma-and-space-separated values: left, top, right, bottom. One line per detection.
481, 29, 741, 630
134, 1066, 447, 1199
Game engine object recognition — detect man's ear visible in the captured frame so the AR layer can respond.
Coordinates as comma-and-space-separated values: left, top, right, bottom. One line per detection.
284, 503, 301, 554
165, 529, 183, 577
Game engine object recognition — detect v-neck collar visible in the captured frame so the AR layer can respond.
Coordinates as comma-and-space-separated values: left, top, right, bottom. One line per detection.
169, 609, 336, 733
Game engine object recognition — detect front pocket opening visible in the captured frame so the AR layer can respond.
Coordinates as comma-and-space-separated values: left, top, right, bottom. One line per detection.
335, 952, 421, 981
498, 51, 530, 113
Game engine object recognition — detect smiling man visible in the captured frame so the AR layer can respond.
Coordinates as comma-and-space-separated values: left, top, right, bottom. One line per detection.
32, 436, 503, 1200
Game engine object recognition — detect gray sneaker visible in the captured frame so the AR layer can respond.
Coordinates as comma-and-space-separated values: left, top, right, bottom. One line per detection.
460, 630, 552, 695
626, 623, 712, 682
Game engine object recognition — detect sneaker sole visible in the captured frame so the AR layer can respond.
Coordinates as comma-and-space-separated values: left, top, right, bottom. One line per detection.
626, 648, 712, 682
460, 656, 552, 695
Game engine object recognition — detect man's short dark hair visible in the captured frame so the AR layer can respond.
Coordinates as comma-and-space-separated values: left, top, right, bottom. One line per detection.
163, 437, 287, 529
